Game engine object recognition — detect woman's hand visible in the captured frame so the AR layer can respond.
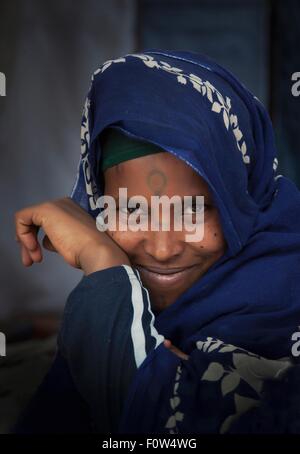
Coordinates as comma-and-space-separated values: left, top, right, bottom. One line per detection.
14, 197, 130, 275
164, 339, 189, 361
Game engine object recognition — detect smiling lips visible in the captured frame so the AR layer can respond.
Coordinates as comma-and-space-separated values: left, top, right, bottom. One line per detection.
136, 264, 197, 286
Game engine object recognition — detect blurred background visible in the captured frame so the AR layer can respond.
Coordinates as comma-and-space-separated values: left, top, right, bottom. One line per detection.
0, 0, 299, 433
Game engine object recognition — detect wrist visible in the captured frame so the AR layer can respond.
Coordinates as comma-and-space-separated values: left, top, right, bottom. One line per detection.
79, 244, 131, 276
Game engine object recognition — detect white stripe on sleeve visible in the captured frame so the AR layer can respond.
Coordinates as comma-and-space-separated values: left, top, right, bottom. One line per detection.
134, 268, 165, 349
122, 265, 164, 368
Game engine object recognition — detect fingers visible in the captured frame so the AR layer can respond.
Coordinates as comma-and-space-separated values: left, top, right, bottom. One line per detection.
19, 240, 42, 265
15, 207, 43, 265
163, 339, 173, 350
15, 209, 41, 252
21, 243, 33, 266
163, 339, 189, 361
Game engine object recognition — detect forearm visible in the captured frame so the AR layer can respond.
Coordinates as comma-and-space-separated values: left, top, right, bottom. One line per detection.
58, 264, 164, 433
79, 243, 131, 276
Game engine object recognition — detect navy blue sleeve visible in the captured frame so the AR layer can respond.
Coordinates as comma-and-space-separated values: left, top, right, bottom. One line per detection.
14, 264, 164, 434
58, 264, 164, 433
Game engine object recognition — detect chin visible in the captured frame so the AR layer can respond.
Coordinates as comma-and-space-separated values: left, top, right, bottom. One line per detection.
147, 283, 190, 313
150, 296, 175, 313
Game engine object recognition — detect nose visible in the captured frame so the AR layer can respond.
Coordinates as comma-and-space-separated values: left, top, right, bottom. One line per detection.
143, 230, 185, 263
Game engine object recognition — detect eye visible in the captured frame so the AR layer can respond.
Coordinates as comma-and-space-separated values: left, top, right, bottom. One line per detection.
184, 201, 207, 215
119, 203, 142, 215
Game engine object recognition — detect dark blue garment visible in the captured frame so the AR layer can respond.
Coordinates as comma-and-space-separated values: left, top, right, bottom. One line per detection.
229, 363, 300, 434
12, 266, 300, 434
13, 265, 162, 434
12, 350, 93, 434
69, 50, 300, 433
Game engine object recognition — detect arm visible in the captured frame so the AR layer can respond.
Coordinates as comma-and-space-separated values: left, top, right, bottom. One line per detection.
58, 264, 164, 434
13, 264, 164, 434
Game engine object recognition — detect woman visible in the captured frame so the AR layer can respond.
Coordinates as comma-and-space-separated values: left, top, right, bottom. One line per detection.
14, 50, 300, 434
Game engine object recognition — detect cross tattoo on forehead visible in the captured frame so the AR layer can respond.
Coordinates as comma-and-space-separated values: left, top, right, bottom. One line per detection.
147, 169, 167, 196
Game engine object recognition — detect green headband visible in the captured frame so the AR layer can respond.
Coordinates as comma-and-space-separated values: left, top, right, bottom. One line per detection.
100, 128, 166, 172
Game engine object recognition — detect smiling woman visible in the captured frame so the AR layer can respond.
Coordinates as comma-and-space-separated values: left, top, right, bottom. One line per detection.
13, 50, 300, 434
100, 128, 226, 312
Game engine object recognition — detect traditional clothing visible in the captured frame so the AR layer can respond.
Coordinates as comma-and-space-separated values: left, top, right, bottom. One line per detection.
100, 127, 166, 172
14, 50, 300, 434
69, 49, 300, 433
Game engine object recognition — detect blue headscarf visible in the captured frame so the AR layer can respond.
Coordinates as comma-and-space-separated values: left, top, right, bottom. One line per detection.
70, 50, 300, 433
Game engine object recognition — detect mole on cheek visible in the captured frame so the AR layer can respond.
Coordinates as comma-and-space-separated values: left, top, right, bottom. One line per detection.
214, 233, 218, 237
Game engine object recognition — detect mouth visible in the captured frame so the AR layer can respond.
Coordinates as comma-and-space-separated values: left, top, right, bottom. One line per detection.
135, 264, 198, 287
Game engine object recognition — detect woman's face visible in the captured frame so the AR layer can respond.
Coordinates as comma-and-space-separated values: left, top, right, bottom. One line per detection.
103, 152, 227, 312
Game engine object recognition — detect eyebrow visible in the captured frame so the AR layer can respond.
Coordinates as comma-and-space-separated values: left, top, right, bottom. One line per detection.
113, 194, 213, 203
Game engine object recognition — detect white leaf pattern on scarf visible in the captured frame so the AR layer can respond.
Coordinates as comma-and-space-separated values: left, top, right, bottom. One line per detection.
164, 337, 292, 434
95, 53, 251, 165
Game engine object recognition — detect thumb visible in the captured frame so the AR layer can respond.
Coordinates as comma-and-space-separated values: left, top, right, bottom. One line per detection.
164, 339, 189, 361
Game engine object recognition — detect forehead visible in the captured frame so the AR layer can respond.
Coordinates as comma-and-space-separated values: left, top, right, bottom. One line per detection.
103, 151, 212, 198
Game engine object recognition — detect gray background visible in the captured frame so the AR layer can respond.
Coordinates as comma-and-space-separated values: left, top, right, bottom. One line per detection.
0, 0, 136, 319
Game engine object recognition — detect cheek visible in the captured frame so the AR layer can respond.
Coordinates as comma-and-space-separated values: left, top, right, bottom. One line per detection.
196, 216, 226, 254
106, 230, 141, 256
